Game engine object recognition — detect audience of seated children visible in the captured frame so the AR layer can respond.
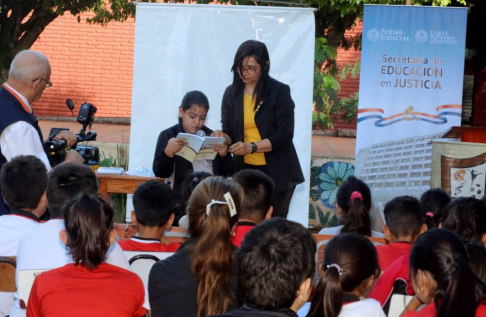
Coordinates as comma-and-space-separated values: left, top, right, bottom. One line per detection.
301, 233, 385, 317
377, 196, 426, 271
149, 176, 243, 317
420, 188, 450, 230
0, 156, 47, 316
441, 197, 486, 243
230, 169, 274, 247
213, 218, 316, 317
319, 176, 384, 237
117, 179, 181, 252
27, 195, 146, 317
10, 163, 130, 317
401, 229, 486, 317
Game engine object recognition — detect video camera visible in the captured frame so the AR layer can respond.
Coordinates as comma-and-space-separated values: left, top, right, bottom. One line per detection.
44, 99, 100, 167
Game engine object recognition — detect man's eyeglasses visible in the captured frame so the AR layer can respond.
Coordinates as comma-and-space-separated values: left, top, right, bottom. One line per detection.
239, 66, 260, 74
32, 78, 53, 89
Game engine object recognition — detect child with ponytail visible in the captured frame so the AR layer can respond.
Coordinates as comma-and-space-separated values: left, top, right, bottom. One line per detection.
300, 233, 385, 317
319, 176, 384, 237
149, 176, 243, 317
401, 228, 486, 317
27, 195, 146, 317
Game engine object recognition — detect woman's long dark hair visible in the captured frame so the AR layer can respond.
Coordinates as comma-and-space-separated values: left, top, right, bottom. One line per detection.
230, 40, 270, 108
307, 233, 380, 317
186, 177, 243, 317
409, 229, 486, 317
336, 176, 372, 236
63, 194, 114, 270
420, 188, 450, 229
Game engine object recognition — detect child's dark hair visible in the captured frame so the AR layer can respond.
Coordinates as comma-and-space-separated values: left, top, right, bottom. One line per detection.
186, 176, 243, 317
230, 40, 270, 108
232, 169, 274, 223
384, 195, 423, 239
46, 163, 99, 217
307, 233, 380, 317
133, 180, 175, 227
409, 228, 486, 317
178, 90, 209, 124
336, 176, 372, 236
465, 242, 486, 284
420, 188, 450, 229
174, 171, 212, 224
236, 218, 316, 311
0, 155, 47, 211
63, 194, 114, 270
441, 197, 484, 243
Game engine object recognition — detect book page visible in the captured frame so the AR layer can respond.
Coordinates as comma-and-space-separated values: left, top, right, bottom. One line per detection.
175, 133, 204, 162
195, 137, 225, 161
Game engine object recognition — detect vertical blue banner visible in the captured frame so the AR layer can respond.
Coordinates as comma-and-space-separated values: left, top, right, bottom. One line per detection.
355, 5, 467, 204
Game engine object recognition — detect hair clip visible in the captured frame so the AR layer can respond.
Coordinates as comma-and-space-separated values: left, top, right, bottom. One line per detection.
350, 191, 363, 201
206, 199, 229, 216
327, 263, 344, 275
425, 212, 434, 218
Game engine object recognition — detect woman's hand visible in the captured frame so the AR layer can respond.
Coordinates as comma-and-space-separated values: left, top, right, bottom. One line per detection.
229, 142, 251, 156
213, 143, 229, 157
165, 137, 186, 158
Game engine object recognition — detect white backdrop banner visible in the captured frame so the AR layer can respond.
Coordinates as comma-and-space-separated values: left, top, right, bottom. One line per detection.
129, 3, 315, 226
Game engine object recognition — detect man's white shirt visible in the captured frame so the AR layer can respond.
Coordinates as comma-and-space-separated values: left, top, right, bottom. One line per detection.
0, 84, 51, 171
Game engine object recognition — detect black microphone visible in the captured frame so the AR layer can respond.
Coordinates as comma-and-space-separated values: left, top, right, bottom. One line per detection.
66, 99, 75, 110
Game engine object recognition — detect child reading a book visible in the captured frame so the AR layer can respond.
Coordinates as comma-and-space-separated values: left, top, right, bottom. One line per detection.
152, 91, 235, 204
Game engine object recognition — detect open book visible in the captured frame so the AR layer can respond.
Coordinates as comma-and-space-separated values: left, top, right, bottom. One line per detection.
175, 133, 226, 162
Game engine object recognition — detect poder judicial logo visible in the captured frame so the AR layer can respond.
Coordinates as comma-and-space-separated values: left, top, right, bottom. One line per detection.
367, 28, 410, 42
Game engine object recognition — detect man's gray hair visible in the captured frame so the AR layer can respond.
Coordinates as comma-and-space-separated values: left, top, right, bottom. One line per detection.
9, 50, 50, 83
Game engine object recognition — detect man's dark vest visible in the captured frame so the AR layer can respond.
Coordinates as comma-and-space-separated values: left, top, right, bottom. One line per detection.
0, 84, 44, 215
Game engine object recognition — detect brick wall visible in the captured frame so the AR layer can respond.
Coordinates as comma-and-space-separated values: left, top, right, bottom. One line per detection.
31, 13, 135, 117
472, 57, 486, 127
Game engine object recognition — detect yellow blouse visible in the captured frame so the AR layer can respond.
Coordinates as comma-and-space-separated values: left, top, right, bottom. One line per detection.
243, 93, 266, 165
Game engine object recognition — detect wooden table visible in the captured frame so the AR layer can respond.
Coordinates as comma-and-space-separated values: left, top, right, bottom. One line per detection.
96, 173, 164, 202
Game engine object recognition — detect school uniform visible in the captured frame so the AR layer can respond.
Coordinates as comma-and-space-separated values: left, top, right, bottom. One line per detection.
118, 236, 181, 252
369, 254, 414, 316
376, 241, 413, 271
298, 297, 386, 317
10, 219, 131, 317
149, 244, 242, 317
214, 304, 298, 317
0, 210, 40, 316
230, 222, 256, 247
402, 303, 486, 317
27, 263, 146, 317
318, 225, 385, 238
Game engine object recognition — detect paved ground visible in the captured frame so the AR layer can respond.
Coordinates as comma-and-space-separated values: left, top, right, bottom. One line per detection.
39, 120, 357, 158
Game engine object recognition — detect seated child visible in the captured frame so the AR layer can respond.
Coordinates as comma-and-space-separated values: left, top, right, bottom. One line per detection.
10, 163, 130, 317
27, 195, 146, 317
302, 233, 385, 317
319, 176, 384, 237
400, 229, 486, 317
214, 217, 316, 317
377, 196, 426, 270
177, 171, 212, 228
0, 156, 47, 316
118, 179, 181, 252
420, 188, 450, 229
231, 169, 274, 247
441, 197, 486, 243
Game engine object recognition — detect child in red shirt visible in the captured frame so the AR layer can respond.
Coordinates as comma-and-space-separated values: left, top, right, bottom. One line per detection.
400, 229, 486, 317
231, 170, 274, 247
118, 180, 180, 252
27, 195, 146, 317
377, 196, 427, 271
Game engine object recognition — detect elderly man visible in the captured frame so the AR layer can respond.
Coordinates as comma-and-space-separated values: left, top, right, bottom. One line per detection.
0, 50, 83, 215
